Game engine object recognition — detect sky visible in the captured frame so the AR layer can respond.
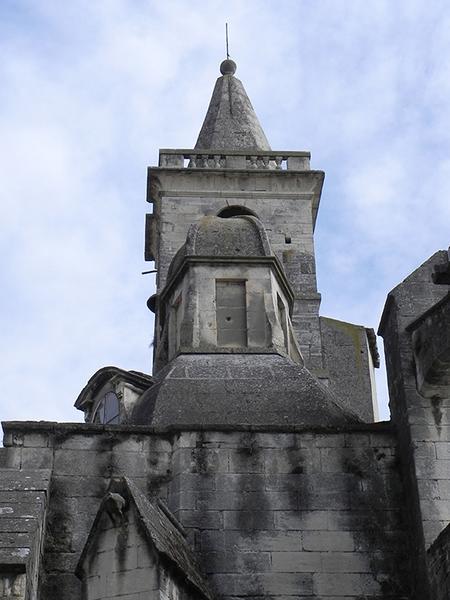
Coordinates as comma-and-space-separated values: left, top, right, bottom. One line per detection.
0, 0, 449, 424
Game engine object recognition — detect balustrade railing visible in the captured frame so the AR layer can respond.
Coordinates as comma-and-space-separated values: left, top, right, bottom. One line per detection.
158, 149, 310, 171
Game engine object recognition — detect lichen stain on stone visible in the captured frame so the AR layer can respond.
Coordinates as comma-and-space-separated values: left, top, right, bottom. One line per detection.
237, 431, 257, 457
286, 446, 305, 475
45, 479, 73, 554
96, 433, 114, 453
236, 433, 271, 532
343, 445, 410, 597
431, 395, 443, 433
191, 431, 210, 475
115, 518, 129, 573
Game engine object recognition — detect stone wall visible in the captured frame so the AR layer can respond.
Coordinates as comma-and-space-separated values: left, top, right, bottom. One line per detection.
80, 505, 158, 600
149, 167, 324, 373
167, 427, 409, 599
2, 422, 410, 600
428, 523, 450, 600
0, 460, 50, 600
320, 317, 377, 421
0, 574, 26, 599
379, 250, 450, 599
2, 423, 173, 599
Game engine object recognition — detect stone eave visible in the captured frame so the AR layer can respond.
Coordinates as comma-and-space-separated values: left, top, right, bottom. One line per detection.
146, 167, 324, 229
74, 366, 153, 411
2, 419, 395, 439
154, 255, 295, 315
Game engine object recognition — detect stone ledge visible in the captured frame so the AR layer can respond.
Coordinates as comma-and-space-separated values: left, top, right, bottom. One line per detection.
2, 420, 395, 440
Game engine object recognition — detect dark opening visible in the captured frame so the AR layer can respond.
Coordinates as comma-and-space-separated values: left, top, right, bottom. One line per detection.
217, 205, 257, 219
93, 391, 120, 425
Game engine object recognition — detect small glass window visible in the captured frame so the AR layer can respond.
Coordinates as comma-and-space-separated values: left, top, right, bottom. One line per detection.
93, 391, 120, 424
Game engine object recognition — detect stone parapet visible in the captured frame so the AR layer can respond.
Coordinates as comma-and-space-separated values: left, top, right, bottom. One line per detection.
1, 420, 410, 600
158, 149, 311, 171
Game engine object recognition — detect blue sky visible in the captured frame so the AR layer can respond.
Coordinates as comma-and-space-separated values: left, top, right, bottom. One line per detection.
0, 0, 449, 423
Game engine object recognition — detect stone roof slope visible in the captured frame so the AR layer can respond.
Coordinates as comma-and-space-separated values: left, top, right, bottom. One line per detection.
0, 468, 50, 600
74, 365, 153, 412
131, 353, 361, 428
0, 468, 50, 567
195, 60, 270, 151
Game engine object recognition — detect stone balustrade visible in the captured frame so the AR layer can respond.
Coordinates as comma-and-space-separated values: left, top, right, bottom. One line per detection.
159, 149, 310, 171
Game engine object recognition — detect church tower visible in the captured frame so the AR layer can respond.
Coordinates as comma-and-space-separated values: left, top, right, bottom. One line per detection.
2, 56, 449, 600
140, 58, 379, 427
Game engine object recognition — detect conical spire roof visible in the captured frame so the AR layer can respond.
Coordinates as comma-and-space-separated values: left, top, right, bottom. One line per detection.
195, 59, 271, 151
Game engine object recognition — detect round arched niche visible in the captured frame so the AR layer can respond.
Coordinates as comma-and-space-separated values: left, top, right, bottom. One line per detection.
217, 205, 258, 219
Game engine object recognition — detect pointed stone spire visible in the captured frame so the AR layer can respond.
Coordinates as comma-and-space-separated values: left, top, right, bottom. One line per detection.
195, 59, 271, 151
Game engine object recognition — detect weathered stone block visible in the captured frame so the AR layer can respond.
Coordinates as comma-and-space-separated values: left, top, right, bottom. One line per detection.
228, 449, 264, 474
320, 551, 372, 573
178, 510, 223, 529
22, 432, 49, 448
271, 550, 321, 572
313, 572, 381, 596
303, 530, 355, 552
264, 448, 320, 474
20, 447, 53, 469
169, 473, 215, 494
224, 530, 302, 552
215, 473, 264, 492
274, 510, 328, 531
211, 572, 313, 596
54, 450, 110, 477
416, 457, 450, 479
202, 550, 271, 574
223, 510, 275, 530
435, 442, 450, 459
0, 449, 21, 469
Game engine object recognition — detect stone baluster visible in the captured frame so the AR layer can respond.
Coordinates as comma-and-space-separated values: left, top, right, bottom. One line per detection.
249, 156, 258, 169
275, 156, 283, 170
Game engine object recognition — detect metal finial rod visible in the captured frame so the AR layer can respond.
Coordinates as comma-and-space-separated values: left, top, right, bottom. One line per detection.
226, 22, 230, 59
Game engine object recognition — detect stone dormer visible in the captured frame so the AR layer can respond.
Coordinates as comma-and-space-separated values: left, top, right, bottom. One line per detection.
151, 215, 302, 371
133, 213, 359, 429
74, 367, 153, 424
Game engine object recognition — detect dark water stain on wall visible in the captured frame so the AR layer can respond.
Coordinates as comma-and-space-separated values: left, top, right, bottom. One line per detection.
343, 444, 411, 598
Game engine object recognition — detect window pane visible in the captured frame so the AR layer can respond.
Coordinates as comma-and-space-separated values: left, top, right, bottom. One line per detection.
104, 391, 119, 424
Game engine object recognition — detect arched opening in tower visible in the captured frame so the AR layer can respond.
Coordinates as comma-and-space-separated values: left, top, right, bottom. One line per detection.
217, 205, 258, 219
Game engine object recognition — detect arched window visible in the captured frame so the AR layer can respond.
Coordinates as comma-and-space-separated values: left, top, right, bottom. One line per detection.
93, 391, 120, 424
217, 205, 258, 219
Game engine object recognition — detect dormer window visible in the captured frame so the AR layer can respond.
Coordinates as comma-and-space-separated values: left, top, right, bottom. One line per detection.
93, 391, 120, 425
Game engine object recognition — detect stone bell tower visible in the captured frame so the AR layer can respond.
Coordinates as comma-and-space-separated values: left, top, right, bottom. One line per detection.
143, 58, 379, 423
7, 55, 449, 600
